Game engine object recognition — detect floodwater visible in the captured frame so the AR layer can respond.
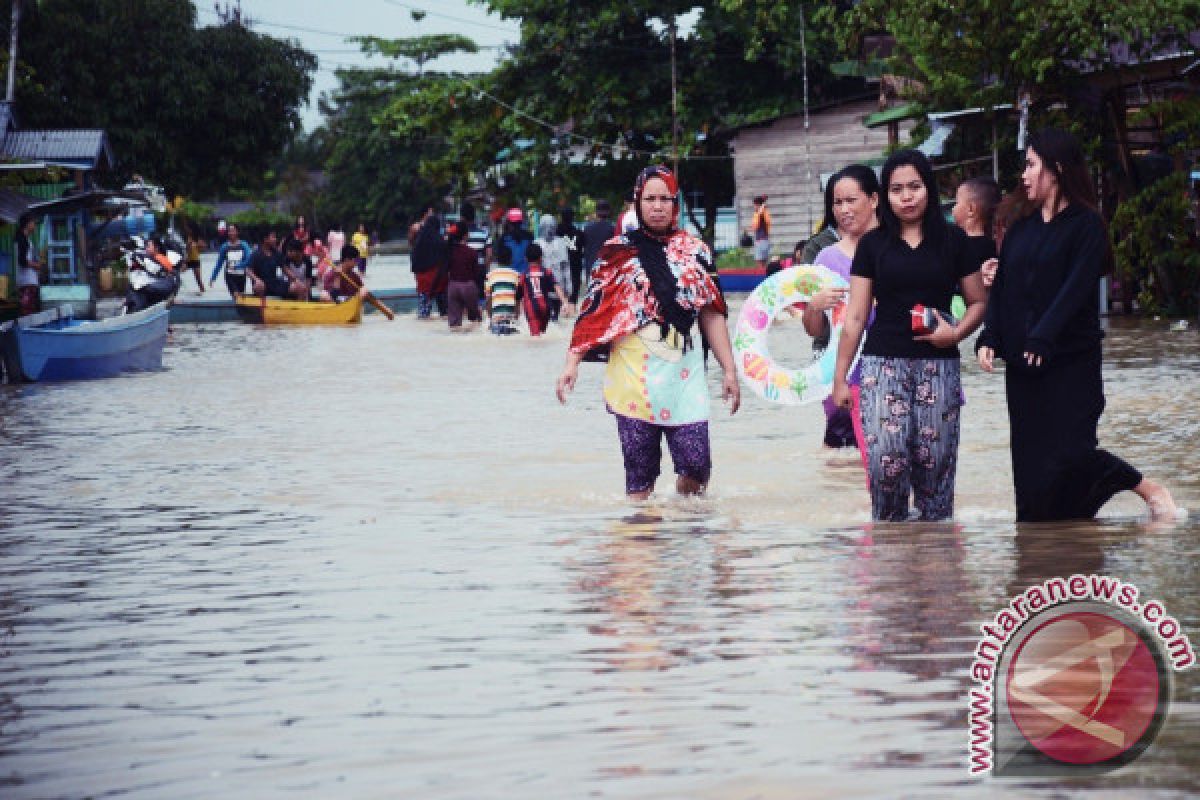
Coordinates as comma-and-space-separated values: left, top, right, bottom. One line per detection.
1, 257, 1198, 798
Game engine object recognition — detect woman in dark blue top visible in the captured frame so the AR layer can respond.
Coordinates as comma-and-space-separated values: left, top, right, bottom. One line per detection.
975, 129, 1176, 521
832, 150, 988, 521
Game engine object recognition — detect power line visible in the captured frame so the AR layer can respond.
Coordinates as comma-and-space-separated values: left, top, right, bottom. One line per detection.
197, 6, 515, 43
457, 77, 730, 162
380, 0, 520, 35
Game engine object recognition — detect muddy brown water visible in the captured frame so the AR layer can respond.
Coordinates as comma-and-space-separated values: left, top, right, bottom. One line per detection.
1, 290, 1197, 797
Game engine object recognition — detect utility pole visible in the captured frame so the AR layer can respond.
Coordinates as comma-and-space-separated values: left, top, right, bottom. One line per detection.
800, 5, 813, 234
669, 12, 678, 176
6, 0, 20, 104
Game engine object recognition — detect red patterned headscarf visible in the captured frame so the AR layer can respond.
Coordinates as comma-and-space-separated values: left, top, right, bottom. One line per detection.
569, 166, 725, 357
633, 165, 680, 231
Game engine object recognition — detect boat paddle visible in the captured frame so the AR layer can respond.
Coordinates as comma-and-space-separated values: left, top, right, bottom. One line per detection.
334, 265, 394, 320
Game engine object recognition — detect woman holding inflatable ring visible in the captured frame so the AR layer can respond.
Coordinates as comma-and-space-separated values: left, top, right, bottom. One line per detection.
805, 164, 881, 451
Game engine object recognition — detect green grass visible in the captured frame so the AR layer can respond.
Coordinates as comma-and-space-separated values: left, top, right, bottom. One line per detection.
715, 247, 757, 271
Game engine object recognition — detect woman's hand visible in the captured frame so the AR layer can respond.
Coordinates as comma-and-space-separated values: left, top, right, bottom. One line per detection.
913, 314, 959, 348
977, 346, 995, 373
722, 369, 741, 415
980, 258, 998, 288
556, 363, 578, 404
808, 286, 848, 313
831, 378, 852, 409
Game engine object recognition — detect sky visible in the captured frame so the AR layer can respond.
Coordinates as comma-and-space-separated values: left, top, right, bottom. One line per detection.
198, 0, 519, 131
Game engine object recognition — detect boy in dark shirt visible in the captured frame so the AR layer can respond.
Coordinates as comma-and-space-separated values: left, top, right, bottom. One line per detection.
952, 176, 1001, 281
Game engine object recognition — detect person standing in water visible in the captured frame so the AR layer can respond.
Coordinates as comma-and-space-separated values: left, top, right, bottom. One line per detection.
832, 150, 988, 521
806, 164, 881, 452
556, 166, 739, 500
976, 128, 1176, 521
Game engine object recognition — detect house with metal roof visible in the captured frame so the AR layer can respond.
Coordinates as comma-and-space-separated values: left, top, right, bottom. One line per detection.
0, 102, 120, 316
0, 102, 114, 183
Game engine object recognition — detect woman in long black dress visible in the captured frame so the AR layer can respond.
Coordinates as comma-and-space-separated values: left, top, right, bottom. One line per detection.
975, 128, 1176, 521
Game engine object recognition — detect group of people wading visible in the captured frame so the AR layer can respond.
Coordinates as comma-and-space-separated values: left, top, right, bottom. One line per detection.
556, 129, 1178, 524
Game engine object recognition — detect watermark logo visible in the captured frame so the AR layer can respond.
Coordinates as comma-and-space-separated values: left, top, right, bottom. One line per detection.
968, 575, 1193, 776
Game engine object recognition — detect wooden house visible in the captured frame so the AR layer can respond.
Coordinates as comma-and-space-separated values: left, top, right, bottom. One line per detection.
730, 97, 913, 257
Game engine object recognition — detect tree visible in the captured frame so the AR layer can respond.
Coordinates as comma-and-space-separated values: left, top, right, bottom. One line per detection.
469, 1, 857, 242
315, 32, 498, 233
7, 0, 315, 197
315, 66, 443, 236
821, 0, 1200, 191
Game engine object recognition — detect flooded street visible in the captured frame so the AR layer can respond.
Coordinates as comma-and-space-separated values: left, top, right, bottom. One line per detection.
1, 278, 1198, 797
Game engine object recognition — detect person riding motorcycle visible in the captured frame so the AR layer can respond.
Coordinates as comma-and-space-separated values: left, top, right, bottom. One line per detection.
124, 235, 181, 313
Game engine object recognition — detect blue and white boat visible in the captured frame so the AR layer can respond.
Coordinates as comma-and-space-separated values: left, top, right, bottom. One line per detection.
0, 303, 169, 382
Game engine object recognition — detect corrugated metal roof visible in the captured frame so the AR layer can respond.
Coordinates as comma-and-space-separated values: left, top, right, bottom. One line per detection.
2, 129, 113, 169
0, 188, 34, 224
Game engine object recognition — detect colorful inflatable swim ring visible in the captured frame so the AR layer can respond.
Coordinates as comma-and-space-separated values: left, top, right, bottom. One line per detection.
733, 264, 859, 405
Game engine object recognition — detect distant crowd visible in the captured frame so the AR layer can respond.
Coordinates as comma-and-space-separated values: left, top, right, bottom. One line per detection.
407, 199, 639, 336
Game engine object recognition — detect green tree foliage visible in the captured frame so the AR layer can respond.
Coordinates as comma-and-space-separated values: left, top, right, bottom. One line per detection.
1111, 172, 1200, 316
316, 64, 455, 237
822, 0, 1199, 110
474, 0, 856, 242
1110, 96, 1200, 316
8, 0, 316, 198
315, 32, 496, 235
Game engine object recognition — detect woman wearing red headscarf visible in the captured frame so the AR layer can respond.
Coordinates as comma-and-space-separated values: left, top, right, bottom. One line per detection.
556, 166, 740, 499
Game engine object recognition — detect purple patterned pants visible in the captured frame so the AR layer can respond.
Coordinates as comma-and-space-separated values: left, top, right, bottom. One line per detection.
614, 415, 711, 495
858, 356, 961, 521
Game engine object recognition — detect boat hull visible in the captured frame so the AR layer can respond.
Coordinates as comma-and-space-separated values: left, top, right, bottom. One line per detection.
234, 294, 364, 325
170, 288, 417, 323
4, 303, 169, 382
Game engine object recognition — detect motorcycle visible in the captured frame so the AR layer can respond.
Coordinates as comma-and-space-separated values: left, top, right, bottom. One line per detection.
122, 234, 183, 314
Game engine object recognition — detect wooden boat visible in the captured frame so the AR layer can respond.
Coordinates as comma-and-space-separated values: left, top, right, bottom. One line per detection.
0, 302, 169, 382
233, 294, 363, 325
172, 287, 415, 324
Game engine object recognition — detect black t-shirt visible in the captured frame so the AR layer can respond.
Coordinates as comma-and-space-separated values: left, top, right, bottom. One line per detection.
248, 247, 285, 283
559, 223, 585, 270
850, 225, 979, 359
964, 233, 997, 274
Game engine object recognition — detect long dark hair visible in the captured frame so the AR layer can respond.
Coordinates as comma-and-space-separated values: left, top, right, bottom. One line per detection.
1027, 128, 1098, 212
879, 149, 948, 244
834, 163, 882, 212
818, 170, 840, 232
